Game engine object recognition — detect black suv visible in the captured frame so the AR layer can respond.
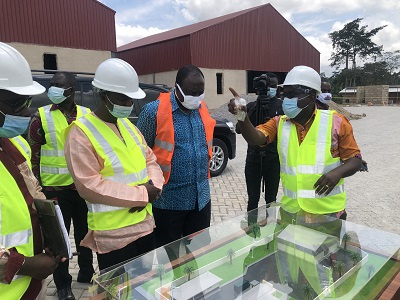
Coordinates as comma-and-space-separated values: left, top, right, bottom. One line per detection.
31, 73, 236, 177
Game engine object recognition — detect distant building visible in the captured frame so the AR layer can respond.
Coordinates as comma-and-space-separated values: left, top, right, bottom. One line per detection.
0, 0, 116, 73
117, 4, 320, 109
339, 85, 400, 105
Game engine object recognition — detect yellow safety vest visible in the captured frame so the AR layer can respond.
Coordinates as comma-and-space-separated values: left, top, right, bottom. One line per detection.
9, 136, 32, 169
69, 113, 151, 231
39, 105, 90, 186
0, 144, 34, 298
277, 110, 345, 214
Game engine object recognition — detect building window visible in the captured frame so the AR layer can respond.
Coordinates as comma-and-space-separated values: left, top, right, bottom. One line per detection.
43, 53, 57, 72
216, 73, 223, 94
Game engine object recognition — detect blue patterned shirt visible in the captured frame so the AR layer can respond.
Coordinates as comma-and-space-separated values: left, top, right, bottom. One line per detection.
137, 91, 210, 211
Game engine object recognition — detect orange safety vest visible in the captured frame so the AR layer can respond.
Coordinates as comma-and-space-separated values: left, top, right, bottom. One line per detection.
153, 92, 216, 184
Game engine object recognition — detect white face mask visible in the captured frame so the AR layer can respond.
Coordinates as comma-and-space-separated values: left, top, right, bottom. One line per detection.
317, 92, 332, 105
105, 95, 134, 118
176, 83, 205, 110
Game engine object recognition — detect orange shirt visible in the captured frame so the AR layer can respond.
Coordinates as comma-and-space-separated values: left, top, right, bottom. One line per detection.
256, 108, 361, 161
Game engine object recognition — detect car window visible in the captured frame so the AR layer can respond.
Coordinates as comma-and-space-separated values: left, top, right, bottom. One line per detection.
137, 89, 161, 111
81, 82, 98, 111
30, 79, 50, 113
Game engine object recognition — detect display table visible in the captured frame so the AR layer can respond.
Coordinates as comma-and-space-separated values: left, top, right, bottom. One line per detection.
90, 205, 400, 299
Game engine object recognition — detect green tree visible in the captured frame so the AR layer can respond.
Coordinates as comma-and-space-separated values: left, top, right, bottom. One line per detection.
342, 233, 351, 250
367, 264, 375, 279
350, 252, 362, 266
183, 265, 195, 281
227, 248, 236, 265
249, 223, 261, 241
359, 61, 391, 85
333, 261, 346, 277
379, 50, 400, 74
156, 264, 166, 287
329, 18, 386, 70
302, 284, 314, 300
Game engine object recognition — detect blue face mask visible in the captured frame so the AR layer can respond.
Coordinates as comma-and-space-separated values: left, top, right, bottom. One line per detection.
268, 87, 277, 98
48, 86, 72, 104
0, 111, 30, 138
282, 97, 304, 119
106, 95, 133, 118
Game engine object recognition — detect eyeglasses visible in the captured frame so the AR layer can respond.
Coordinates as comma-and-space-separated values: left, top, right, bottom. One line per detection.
283, 85, 311, 99
1, 96, 33, 112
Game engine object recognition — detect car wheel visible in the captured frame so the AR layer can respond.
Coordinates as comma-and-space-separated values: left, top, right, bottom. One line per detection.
210, 138, 228, 177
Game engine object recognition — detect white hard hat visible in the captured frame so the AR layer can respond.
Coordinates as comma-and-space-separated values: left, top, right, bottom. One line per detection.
283, 65, 322, 94
92, 58, 145, 99
0, 42, 45, 95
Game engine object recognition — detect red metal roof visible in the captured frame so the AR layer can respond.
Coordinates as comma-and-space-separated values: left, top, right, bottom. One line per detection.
117, 6, 259, 52
0, 0, 116, 51
117, 4, 320, 75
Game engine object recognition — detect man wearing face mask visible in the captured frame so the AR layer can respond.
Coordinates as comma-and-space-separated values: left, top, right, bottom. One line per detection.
0, 42, 64, 299
64, 58, 163, 271
236, 73, 283, 217
27, 72, 93, 300
137, 65, 216, 254
316, 81, 332, 110
228, 65, 362, 218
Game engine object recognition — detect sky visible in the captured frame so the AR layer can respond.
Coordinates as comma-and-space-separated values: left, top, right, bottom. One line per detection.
99, 0, 400, 76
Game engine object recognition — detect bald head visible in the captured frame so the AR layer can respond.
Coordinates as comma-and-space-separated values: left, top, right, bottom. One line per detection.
321, 82, 331, 93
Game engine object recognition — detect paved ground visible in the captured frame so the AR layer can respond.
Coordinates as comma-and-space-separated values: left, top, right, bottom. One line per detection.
45, 106, 400, 299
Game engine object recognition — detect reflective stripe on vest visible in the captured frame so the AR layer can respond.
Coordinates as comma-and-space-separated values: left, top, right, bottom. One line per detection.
72, 114, 150, 231
278, 110, 345, 214
153, 92, 216, 184
0, 158, 34, 297
39, 105, 90, 186
0, 228, 32, 249
9, 136, 32, 169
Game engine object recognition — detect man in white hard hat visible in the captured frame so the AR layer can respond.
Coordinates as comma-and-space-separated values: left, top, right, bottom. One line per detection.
228, 65, 362, 218
0, 42, 63, 299
64, 58, 163, 270
27, 71, 93, 300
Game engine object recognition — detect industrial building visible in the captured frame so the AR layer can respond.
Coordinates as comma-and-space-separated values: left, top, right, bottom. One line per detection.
339, 85, 400, 105
117, 4, 320, 109
0, 0, 116, 73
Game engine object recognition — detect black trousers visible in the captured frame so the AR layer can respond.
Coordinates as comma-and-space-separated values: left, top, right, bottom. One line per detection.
153, 201, 211, 263
96, 232, 155, 271
245, 153, 280, 212
44, 189, 94, 290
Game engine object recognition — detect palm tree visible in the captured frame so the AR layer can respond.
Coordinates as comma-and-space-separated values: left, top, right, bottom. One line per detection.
227, 248, 236, 265
183, 265, 195, 281
302, 284, 313, 300
350, 252, 362, 266
342, 233, 351, 250
156, 264, 166, 287
367, 265, 375, 279
333, 261, 346, 277
249, 223, 261, 241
